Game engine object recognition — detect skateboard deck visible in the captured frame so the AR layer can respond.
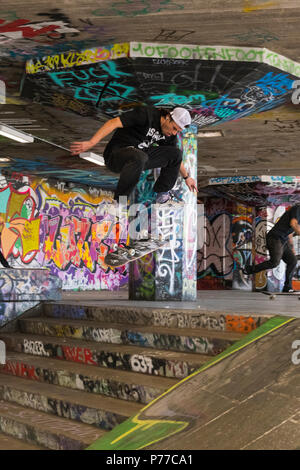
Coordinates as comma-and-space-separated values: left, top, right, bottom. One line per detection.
105, 238, 169, 268
261, 291, 300, 300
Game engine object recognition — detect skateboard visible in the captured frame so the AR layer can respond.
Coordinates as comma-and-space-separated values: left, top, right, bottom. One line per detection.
104, 234, 169, 268
261, 291, 300, 300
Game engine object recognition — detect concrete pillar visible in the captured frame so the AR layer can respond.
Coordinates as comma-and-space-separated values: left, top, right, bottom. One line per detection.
129, 125, 198, 301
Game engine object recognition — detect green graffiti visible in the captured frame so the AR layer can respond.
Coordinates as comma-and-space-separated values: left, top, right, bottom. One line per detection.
87, 417, 186, 450
92, 0, 184, 17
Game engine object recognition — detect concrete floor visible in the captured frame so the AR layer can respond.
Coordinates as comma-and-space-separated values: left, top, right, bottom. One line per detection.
59, 289, 300, 318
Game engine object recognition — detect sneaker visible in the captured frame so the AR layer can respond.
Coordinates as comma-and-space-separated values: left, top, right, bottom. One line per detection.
155, 191, 172, 204
282, 287, 295, 293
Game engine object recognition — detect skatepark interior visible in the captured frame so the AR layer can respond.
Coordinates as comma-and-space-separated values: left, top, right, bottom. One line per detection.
0, 0, 300, 451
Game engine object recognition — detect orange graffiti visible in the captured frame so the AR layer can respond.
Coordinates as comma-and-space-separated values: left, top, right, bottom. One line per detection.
0, 184, 40, 260
226, 314, 258, 334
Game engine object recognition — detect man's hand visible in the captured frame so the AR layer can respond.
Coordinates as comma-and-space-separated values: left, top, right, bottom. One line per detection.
70, 141, 94, 155
290, 217, 300, 236
184, 176, 198, 193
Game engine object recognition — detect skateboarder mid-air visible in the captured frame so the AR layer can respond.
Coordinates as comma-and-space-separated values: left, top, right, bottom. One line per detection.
244, 204, 300, 292
70, 106, 197, 204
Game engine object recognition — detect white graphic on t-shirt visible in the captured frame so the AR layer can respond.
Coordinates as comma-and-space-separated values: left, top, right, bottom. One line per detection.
138, 127, 165, 150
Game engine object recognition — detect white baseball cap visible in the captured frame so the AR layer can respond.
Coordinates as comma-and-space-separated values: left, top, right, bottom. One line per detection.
170, 107, 191, 129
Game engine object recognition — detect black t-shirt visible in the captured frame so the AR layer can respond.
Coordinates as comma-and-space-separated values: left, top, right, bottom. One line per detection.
104, 106, 177, 157
268, 205, 300, 242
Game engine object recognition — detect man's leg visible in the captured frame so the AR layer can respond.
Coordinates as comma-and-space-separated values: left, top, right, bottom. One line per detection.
105, 147, 148, 200
282, 244, 297, 292
245, 236, 284, 274
145, 146, 182, 193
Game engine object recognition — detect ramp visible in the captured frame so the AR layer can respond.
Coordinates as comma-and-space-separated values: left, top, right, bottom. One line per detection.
87, 316, 300, 450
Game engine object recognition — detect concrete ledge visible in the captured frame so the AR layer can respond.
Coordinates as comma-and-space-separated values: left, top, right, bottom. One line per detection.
0, 269, 62, 302
0, 301, 40, 329
44, 303, 267, 334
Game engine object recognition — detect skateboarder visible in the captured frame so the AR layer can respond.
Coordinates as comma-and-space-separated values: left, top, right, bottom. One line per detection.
70, 106, 197, 203
244, 204, 300, 292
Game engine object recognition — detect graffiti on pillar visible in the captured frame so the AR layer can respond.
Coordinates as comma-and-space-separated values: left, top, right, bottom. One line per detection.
130, 253, 156, 300
231, 205, 253, 290
176, 130, 197, 299
0, 183, 40, 263
197, 212, 233, 279
155, 205, 183, 299
197, 199, 253, 290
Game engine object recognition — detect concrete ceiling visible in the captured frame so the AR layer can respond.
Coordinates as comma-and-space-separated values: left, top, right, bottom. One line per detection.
1, 0, 300, 197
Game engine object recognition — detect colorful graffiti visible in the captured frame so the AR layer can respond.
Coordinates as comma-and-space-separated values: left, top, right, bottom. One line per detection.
0, 18, 79, 42
22, 41, 300, 126
0, 174, 128, 290
197, 199, 253, 290
26, 43, 130, 74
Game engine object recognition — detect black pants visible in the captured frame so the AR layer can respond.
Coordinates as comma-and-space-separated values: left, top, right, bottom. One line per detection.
253, 234, 297, 290
104, 145, 182, 200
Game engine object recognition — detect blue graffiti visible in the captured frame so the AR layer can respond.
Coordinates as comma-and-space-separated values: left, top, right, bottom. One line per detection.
255, 71, 294, 95
48, 61, 135, 103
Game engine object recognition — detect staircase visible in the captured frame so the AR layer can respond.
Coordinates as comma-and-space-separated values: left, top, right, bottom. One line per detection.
0, 302, 267, 450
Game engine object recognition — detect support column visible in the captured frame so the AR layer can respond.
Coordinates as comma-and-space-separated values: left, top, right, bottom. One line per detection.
129, 125, 198, 301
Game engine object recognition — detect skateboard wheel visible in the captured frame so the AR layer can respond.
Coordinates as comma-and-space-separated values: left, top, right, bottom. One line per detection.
128, 248, 135, 256
270, 294, 276, 300
112, 243, 118, 251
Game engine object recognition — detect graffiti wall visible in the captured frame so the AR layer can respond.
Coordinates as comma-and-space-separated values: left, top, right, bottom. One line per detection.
198, 198, 300, 292
197, 198, 254, 290
0, 172, 128, 291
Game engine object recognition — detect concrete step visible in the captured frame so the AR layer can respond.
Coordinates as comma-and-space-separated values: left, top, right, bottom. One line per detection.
0, 431, 45, 450
1, 352, 177, 405
19, 317, 243, 356
0, 332, 211, 379
0, 374, 142, 431
44, 302, 267, 334
0, 400, 105, 450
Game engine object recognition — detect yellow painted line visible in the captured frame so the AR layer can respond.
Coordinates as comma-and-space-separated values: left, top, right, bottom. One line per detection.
88, 316, 296, 450
138, 316, 296, 415
243, 1, 278, 12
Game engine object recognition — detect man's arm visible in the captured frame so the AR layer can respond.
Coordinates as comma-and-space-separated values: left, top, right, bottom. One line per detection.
70, 117, 123, 155
290, 217, 300, 236
288, 233, 296, 255
179, 162, 198, 193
